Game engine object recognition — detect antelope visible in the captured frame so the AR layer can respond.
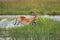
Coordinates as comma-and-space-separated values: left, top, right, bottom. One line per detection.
14, 14, 39, 25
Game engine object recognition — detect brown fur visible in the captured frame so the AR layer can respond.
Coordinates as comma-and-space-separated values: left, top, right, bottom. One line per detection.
14, 15, 39, 25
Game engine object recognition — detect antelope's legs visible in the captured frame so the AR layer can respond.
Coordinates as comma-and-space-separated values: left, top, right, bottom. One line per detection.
14, 18, 17, 25
14, 18, 23, 25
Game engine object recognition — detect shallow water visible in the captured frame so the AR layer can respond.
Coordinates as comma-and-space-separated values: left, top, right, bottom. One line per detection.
0, 15, 60, 28
0, 19, 24, 28
42, 15, 60, 21
0, 15, 34, 28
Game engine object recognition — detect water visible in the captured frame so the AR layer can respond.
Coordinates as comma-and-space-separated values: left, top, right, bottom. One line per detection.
0, 19, 8, 28
6, 19, 24, 28
0, 15, 60, 29
0, 15, 34, 29
42, 15, 60, 21
0, 19, 24, 28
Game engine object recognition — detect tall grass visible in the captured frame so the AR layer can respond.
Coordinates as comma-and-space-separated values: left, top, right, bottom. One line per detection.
0, 2, 60, 15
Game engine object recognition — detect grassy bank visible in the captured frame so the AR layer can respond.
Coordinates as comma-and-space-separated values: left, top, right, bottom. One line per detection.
0, 18, 60, 40
0, 2, 60, 15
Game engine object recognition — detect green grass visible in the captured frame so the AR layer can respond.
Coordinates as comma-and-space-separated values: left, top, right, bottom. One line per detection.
0, 18, 60, 40
0, 2, 60, 15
